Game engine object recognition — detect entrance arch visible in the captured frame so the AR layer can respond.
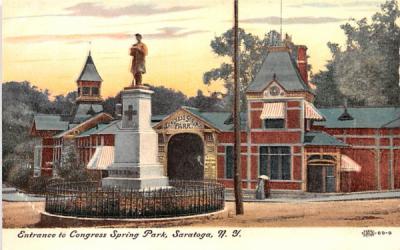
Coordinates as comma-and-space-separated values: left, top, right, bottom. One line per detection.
167, 133, 204, 180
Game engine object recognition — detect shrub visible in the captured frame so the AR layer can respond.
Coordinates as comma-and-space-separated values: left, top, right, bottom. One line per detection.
7, 164, 32, 189
55, 141, 92, 182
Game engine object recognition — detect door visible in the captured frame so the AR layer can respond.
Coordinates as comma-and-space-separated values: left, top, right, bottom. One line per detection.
307, 165, 336, 193
307, 166, 323, 192
325, 166, 336, 192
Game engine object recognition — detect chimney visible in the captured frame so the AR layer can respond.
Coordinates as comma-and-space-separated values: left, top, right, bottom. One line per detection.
297, 45, 308, 84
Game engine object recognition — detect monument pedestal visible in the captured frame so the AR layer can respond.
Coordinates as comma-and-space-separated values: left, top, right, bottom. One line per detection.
102, 87, 168, 190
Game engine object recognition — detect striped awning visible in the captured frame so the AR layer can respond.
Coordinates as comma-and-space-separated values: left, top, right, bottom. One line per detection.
87, 146, 114, 170
305, 101, 325, 121
341, 155, 362, 172
260, 102, 285, 119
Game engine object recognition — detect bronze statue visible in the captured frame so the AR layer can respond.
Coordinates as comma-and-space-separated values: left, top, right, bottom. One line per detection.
130, 33, 148, 87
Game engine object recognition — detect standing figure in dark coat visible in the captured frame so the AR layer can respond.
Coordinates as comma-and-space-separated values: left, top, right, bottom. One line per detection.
130, 33, 148, 87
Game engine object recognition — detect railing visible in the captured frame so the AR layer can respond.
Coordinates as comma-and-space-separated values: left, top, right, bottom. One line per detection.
45, 180, 225, 218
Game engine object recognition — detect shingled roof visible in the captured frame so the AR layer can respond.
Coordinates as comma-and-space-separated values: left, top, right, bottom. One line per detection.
304, 131, 348, 147
32, 114, 69, 131
247, 49, 310, 93
77, 52, 103, 82
315, 107, 400, 128
71, 104, 103, 124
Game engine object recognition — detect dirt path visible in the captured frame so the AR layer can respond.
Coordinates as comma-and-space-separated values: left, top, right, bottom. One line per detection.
191, 200, 400, 227
3, 199, 400, 228
3, 201, 44, 228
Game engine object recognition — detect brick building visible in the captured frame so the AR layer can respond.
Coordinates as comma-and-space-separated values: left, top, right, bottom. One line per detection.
30, 40, 400, 193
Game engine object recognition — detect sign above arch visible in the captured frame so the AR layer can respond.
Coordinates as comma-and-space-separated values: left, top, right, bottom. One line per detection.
153, 108, 220, 132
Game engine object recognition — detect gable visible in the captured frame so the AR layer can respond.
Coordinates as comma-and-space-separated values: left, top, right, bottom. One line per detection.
153, 108, 218, 131
262, 80, 286, 98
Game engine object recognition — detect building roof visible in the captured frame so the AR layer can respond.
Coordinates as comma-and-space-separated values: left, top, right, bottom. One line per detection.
33, 114, 69, 131
247, 49, 310, 93
304, 131, 348, 147
76, 120, 119, 137
315, 107, 400, 128
71, 104, 103, 124
77, 52, 103, 82
382, 117, 400, 128
181, 106, 247, 131
54, 112, 113, 138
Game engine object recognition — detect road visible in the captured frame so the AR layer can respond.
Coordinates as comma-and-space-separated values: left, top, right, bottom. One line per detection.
3, 199, 400, 228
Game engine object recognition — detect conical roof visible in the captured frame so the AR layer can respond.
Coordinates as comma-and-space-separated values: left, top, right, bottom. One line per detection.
77, 51, 103, 82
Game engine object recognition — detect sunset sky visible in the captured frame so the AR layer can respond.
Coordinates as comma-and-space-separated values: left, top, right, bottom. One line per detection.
3, 0, 388, 98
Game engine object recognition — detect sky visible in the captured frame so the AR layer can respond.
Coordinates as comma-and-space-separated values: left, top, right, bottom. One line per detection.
2, 0, 389, 98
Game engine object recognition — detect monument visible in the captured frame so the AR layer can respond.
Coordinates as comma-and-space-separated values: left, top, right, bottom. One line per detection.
129, 33, 148, 88
102, 35, 168, 189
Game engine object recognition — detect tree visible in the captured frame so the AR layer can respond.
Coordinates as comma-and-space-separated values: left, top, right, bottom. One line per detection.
1, 81, 76, 181
52, 91, 77, 115
313, 43, 347, 107
103, 92, 121, 117
148, 85, 188, 115
186, 90, 224, 112
313, 0, 400, 106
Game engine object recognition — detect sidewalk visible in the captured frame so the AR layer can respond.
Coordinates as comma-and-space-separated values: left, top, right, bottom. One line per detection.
225, 190, 400, 203
2, 184, 45, 202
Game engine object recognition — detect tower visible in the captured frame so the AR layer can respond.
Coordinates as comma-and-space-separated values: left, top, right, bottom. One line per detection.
71, 51, 104, 124
76, 51, 103, 104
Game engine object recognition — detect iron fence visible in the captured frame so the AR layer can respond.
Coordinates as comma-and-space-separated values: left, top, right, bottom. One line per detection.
45, 180, 225, 218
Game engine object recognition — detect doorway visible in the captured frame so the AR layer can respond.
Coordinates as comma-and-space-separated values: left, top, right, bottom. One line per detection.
167, 133, 204, 180
307, 165, 336, 193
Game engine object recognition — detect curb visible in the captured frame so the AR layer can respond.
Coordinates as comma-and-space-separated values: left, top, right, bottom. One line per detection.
39, 207, 228, 228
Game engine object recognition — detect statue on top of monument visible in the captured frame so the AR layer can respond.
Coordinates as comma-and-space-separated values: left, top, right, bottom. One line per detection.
130, 33, 148, 87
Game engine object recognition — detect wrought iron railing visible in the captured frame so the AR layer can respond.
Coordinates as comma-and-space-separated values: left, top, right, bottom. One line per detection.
45, 180, 225, 218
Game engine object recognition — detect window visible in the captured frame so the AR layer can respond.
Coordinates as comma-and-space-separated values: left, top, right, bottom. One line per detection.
204, 132, 213, 142
92, 87, 99, 96
225, 146, 234, 179
77, 87, 81, 96
259, 146, 291, 180
82, 87, 90, 96
264, 119, 285, 129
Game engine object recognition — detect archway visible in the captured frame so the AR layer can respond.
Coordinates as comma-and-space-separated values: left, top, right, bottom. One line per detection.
167, 133, 204, 180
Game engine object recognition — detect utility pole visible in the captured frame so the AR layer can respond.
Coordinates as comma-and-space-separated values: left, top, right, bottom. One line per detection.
233, 0, 244, 215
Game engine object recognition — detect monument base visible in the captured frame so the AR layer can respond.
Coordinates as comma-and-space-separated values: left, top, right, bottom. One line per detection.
102, 176, 169, 190
124, 84, 150, 90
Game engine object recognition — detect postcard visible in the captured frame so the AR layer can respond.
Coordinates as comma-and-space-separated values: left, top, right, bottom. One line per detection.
2, 0, 400, 249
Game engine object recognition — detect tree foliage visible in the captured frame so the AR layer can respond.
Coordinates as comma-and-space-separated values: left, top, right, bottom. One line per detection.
2, 81, 76, 181
313, 0, 400, 106
186, 90, 225, 112
148, 85, 188, 115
